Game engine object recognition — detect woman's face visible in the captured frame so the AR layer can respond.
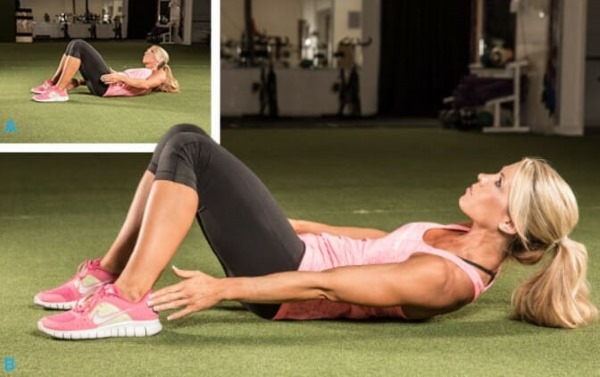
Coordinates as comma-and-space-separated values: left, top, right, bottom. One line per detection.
143, 49, 160, 68
459, 162, 520, 231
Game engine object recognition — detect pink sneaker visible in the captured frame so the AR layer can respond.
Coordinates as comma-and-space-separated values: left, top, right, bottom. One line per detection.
37, 284, 162, 339
34, 259, 117, 310
32, 86, 69, 102
31, 79, 53, 94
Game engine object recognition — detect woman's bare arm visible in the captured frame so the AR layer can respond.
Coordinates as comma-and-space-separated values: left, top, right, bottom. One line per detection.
100, 69, 166, 90
149, 255, 473, 320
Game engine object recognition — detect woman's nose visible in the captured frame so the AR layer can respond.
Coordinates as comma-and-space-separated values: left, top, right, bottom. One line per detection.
477, 173, 486, 183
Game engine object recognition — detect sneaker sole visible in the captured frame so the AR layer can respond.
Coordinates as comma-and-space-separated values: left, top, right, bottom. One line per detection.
32, 97, 69, 103
37, 319, 162, 340
33, 296, 76, 310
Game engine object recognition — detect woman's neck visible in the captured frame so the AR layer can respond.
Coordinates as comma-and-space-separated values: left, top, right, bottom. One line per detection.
429, 225, 508, 270
455, 225, 508, 268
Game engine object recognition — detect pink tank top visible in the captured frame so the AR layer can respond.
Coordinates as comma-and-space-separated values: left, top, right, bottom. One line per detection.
103, 68, 153, 97
274, 222, 495, 321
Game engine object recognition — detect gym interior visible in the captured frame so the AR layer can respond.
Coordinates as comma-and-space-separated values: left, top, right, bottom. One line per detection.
0, 0, 598, 376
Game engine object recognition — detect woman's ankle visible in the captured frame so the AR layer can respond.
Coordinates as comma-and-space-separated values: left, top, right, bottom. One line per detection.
99, 258, 124, 276
114, 280, 150, 302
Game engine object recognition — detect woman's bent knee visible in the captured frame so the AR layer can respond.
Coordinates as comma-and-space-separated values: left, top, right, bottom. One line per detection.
65, 39, 88, 58
152, 132, 213, 191
164, 124, 208, 139
148, 125, 211, 185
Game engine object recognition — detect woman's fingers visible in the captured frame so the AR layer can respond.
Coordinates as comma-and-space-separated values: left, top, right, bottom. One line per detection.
149, 268, 202, 302
153, 297, 189, 312
150, 287, 209, 321
148, 269, 220, 320
149, 283, 184, 304
167, 307, 196, 321
171, 266, 199, 279
100, 73, 120, 83
149, 291, 196, 321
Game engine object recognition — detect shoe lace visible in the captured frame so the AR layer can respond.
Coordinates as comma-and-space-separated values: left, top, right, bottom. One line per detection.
75, 261, 90, 280
73, 285, 111, 314
75, 259, 101, 281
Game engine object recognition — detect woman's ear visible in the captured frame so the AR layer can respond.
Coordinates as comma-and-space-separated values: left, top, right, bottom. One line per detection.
499, 219, 517, 235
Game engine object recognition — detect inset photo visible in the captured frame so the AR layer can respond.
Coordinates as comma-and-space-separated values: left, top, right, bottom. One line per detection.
0, 0, 211, 146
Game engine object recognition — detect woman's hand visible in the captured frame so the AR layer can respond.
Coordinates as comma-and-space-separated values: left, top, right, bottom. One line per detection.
100, 72, 123, 84
148, 266, 223, 320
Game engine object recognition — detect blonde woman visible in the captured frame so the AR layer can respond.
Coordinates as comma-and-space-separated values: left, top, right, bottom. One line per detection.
31, 39, 179, 103
34, 125, 597, 339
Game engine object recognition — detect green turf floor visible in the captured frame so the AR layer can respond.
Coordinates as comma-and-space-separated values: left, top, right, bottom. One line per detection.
0, 128, 599, 376
0, 41, 210, 143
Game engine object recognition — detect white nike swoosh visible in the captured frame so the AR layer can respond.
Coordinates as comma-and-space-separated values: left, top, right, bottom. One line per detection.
76, 281, 105, 295
91, 309, 131, 326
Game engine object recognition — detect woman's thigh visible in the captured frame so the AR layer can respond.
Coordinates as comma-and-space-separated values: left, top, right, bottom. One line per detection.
149, 125, 305, 318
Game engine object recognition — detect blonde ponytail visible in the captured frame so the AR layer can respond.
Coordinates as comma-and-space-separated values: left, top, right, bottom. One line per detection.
507, 158, 598, 328
512, 238, 598, 328
158, 64, 180, 93
149, 45, 180, 93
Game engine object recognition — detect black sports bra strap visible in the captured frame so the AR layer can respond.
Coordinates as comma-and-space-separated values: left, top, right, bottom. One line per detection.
458, 256, 496, 281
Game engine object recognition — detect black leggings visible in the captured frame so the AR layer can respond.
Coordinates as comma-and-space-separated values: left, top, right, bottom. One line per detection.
147, 124, 306, 319
64, 39, 110, 96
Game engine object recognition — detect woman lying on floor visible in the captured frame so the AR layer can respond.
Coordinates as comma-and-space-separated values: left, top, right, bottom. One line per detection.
31, 39, 179, 103
35, 124, 598, 339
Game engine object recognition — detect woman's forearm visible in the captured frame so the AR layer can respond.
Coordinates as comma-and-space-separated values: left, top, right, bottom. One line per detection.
150, 260, 453, 320
148, 268, 336, 320
221, 271, 331, 304
119, 76, 153, 89
221, 264, 408, 307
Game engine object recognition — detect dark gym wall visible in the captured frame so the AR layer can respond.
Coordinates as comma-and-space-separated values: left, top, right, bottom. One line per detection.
0, 1, 16, 42
378, 0, 473, 117
127, 0, 158, 39
484, 0, 516, 50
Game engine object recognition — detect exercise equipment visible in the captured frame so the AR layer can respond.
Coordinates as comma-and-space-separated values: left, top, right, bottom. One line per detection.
147, 0, 182, 44
332, 37, 371, 117
252, 63, 279, 118
113, 15, 123, 39
441, 61, 529, 132
15, 8, 33, 43
58, 12, 70, 39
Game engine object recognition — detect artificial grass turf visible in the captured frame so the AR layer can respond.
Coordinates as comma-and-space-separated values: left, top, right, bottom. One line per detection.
1, 127, 599, 376
0, 41, 210, 143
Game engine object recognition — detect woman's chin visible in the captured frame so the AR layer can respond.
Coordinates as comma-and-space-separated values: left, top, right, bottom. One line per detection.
457, 198, 468, 214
